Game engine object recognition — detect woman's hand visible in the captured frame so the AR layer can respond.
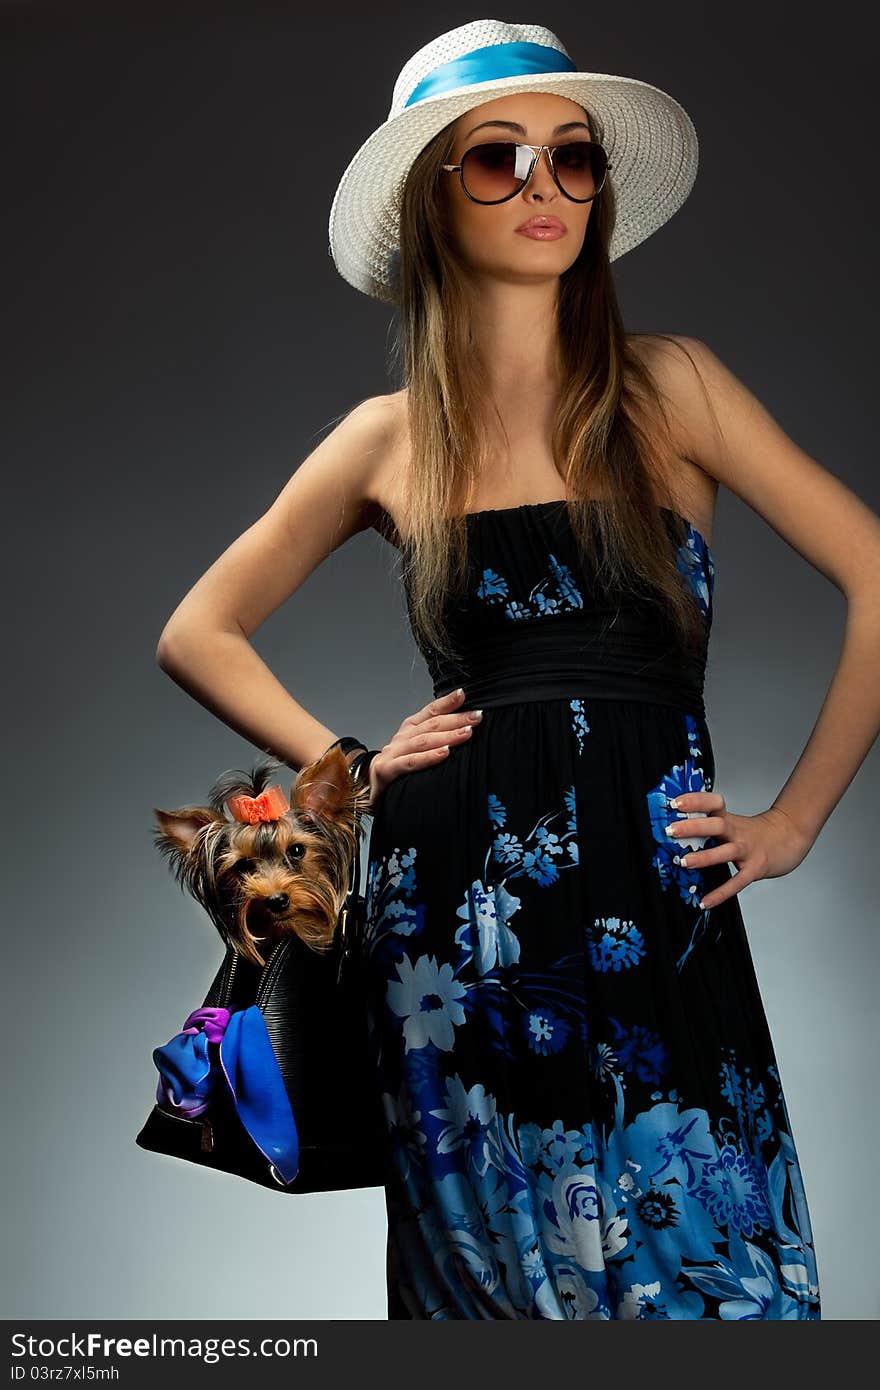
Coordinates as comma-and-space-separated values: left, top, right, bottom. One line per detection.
366, 687, 483, 813
665, 791, 814, 911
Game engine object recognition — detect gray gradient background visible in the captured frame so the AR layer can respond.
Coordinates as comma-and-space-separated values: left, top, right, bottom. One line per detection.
3, 0, 877, 1321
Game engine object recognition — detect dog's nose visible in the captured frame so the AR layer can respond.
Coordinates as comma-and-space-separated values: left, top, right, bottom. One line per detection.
265, 893, 289, 914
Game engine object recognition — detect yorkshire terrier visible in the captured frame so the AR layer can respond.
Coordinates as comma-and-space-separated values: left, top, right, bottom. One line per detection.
153, 745, 370, 968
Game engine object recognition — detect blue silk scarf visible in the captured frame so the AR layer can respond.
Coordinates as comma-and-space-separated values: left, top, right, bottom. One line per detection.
152, 1004, 300, 1185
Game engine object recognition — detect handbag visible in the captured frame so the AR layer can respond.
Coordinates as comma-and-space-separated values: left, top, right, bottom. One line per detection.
135, 797, 390, 1195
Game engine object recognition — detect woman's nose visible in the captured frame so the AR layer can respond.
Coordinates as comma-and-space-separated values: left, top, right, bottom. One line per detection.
524, 148, 557, 197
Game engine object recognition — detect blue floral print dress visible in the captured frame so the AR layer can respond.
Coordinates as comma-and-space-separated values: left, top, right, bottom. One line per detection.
364, 499, 820, 1320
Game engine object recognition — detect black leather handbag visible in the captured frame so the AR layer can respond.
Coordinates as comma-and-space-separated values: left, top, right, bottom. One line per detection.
135, 807, 390, 1195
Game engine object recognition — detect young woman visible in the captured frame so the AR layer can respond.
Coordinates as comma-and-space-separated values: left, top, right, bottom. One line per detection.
157, 21, 880, 1319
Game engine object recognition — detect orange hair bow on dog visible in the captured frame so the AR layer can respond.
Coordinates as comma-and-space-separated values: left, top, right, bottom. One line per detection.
226, 785, 290, 825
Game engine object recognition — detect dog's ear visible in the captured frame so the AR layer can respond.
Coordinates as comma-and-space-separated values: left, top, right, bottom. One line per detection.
153, 805, 224, 852
290, 745, 354, 823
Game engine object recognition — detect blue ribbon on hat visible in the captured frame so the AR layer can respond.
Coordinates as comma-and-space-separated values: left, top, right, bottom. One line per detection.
404, 41, 577, 108
153, 1004, 300, 1184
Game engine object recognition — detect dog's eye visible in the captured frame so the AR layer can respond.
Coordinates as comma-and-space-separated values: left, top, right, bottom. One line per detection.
285, 844, 305, 866
235, 858, 257, 876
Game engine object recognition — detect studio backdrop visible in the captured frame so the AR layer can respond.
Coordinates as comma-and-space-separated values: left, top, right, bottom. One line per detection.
3, 0, 877, 1322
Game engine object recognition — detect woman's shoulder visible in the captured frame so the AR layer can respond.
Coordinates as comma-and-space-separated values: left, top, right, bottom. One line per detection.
625, 330, 706, 375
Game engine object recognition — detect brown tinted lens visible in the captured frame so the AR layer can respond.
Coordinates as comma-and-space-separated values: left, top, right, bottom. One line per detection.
460, 142, 526, 202
551, 141, 607, 199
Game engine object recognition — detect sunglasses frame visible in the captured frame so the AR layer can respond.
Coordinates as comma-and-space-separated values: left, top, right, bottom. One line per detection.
441, 139, 612, 205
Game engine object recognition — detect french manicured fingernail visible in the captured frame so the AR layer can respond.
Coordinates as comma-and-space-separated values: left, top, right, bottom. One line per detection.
668, 797, 680, 808
469, 709, 483, 721
454, 687, 464, 697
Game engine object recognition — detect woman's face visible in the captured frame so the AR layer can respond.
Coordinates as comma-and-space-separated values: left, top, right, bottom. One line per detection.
440, 91, 598, 288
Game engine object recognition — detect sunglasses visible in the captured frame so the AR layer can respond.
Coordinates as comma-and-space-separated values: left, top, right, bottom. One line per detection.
441, 139, 611, 205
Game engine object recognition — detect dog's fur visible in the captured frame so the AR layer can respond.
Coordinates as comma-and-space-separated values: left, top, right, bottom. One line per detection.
153, 746, 369, 966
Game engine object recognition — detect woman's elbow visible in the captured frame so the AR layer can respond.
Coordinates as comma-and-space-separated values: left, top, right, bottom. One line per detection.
156, 619, 194, 675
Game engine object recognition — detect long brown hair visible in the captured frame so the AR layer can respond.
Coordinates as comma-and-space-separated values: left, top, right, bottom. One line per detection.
382, 103, 715, 659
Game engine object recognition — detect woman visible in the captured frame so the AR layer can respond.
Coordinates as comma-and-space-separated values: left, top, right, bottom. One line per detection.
157, 21, 880, 1319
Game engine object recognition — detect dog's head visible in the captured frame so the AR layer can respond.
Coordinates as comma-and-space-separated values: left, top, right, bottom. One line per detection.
153, 745, 368, 965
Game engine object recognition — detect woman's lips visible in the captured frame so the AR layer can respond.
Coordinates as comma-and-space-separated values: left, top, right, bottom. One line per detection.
515, 222, 567, 240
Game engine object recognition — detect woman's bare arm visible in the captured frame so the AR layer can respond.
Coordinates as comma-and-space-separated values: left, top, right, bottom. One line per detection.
662, 335, 880, 847
156, 394, 395, 771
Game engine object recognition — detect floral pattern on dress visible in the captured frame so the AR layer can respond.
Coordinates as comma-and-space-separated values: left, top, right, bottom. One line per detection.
364, 505, 818, 1320
675, 520, 715, 620
570, 697, 590, 753
362, 828, 820, 1320
476, 552, 584, 620
646, 713, 725, 970
585, 917, 646, 972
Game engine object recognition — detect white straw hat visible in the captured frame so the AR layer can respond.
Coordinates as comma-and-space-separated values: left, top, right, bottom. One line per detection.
328, 18, 699, 303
